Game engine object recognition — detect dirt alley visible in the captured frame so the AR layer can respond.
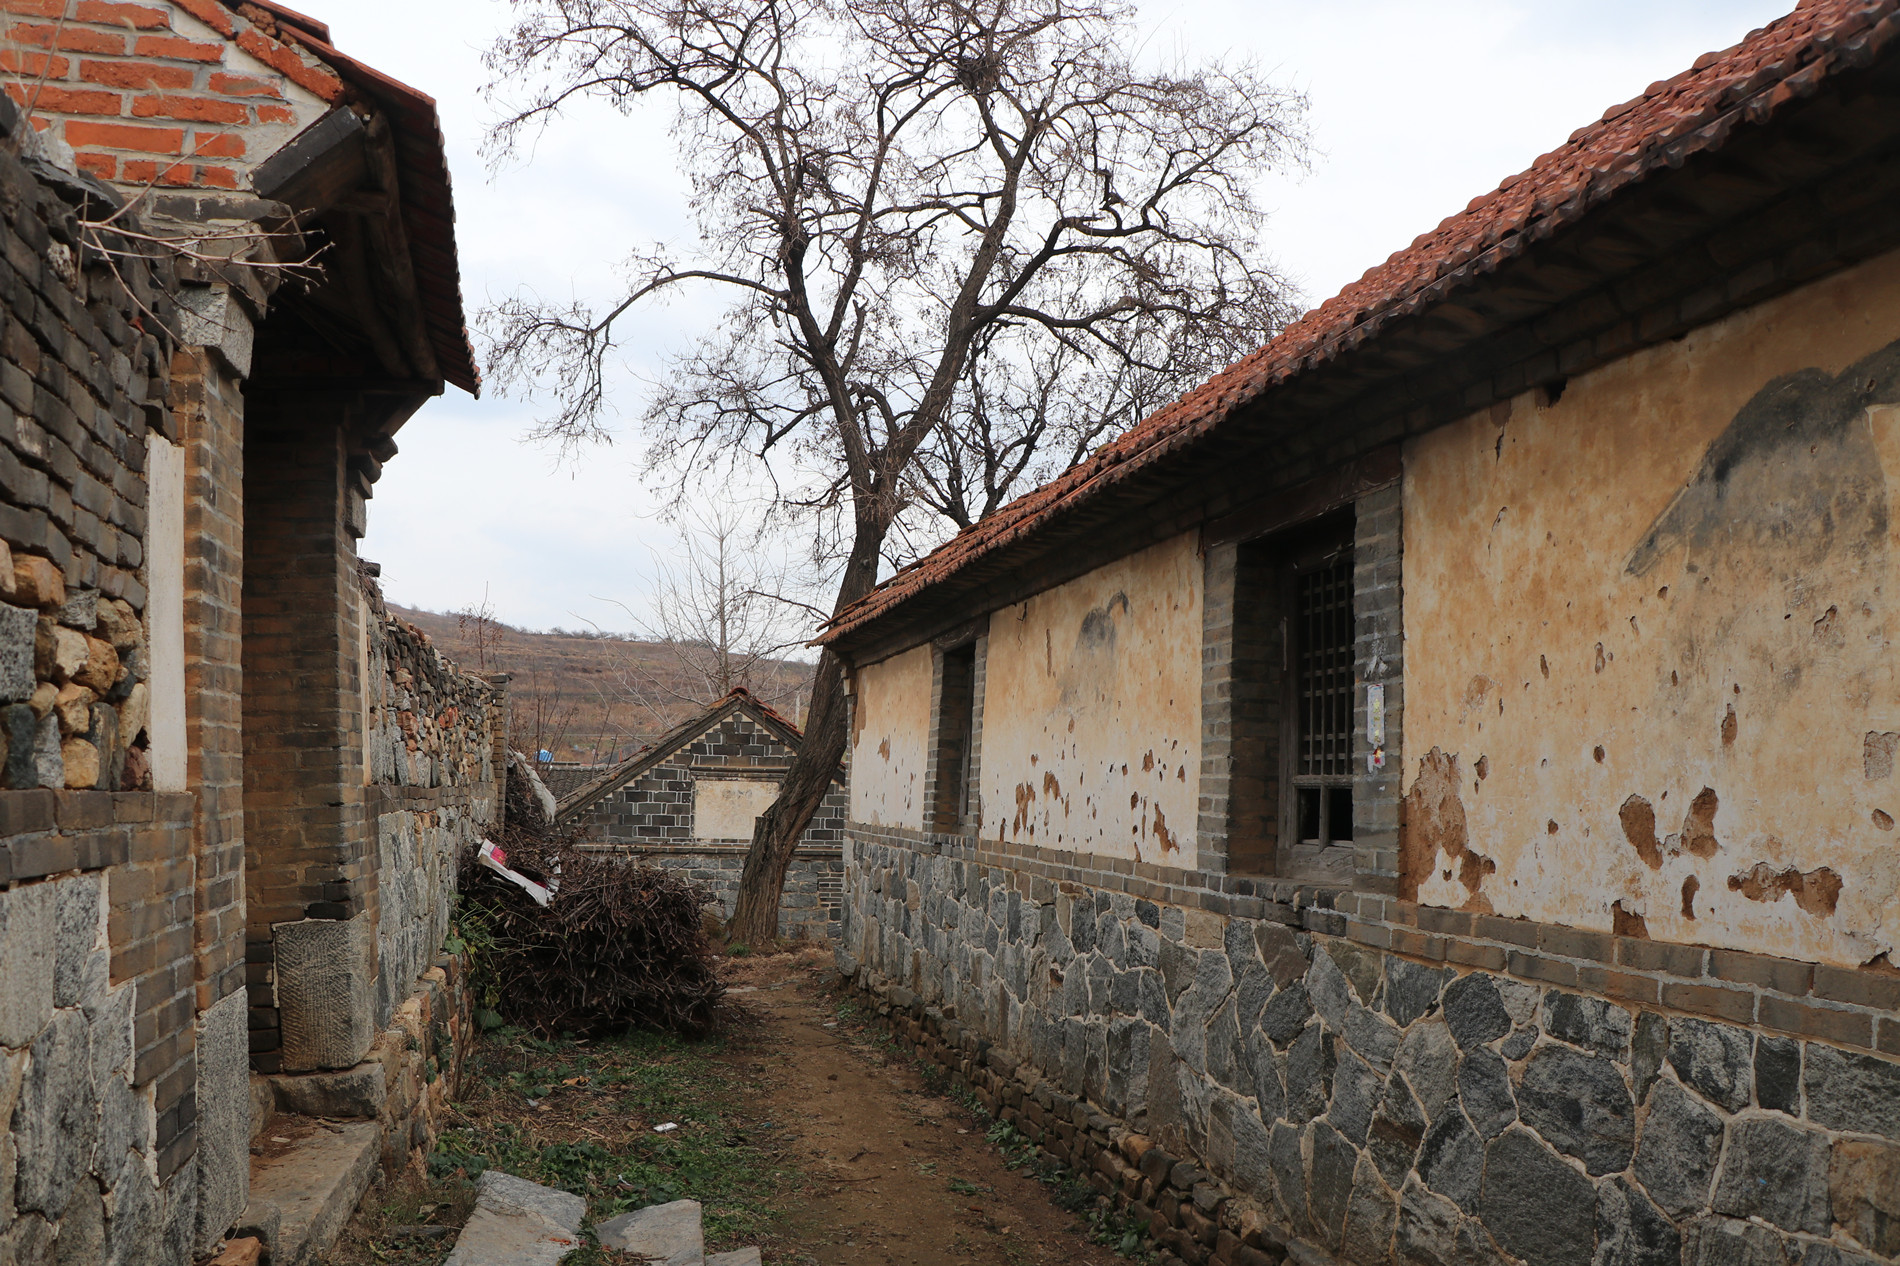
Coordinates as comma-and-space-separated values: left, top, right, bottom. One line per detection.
726, 948, 1124, 1266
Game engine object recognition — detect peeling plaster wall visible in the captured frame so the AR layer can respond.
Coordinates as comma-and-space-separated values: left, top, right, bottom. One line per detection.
979, 535, 1202, 866
1403, 247, 1900, 969
849, 642, 933, 831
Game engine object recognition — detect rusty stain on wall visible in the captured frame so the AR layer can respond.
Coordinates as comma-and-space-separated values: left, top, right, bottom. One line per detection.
980, 535, 1202, 865
1728, 862, 1845, 918
1403, 249, 1900, 969
1400, 747, 1498, 911
1866, 731, 1899, 781
1612, 901, 1649, 938
1619, 794, 1663, 869
848, 642, 934, 829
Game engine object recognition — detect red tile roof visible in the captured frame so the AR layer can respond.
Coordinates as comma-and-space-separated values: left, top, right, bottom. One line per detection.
818, 0, 1899, 647
229, 1, 482, 396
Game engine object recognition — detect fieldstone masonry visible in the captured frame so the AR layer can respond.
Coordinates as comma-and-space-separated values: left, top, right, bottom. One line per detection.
843, 832, 1900, 1265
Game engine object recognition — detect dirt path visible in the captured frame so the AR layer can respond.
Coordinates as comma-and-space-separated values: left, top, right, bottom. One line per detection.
322, 947, 1124, 1265
726, 950, 1123, 1266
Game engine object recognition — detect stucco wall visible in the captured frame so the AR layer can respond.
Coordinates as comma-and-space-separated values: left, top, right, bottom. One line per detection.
1402, 247, 1900, 970
694, 777, 781, 840
850, 642, 934, 831
979, 534, 1203, 867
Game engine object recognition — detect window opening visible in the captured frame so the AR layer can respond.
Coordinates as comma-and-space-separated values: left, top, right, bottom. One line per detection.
934, 642, 978, 829
1293, 552, 1354, 846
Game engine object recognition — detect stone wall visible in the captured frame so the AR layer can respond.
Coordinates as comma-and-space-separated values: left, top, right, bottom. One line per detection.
594, 844, 846, 942
250, 589, 498, 1161
844, 828, 1900, 1265
0, 88, 241, 1265
364, 604, 498, 1038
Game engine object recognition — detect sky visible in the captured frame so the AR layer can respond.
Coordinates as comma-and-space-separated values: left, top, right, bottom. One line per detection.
331, 0, 1795, 635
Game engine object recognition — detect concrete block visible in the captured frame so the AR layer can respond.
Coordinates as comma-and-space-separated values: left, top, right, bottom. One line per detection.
3, 703, 35, 788
83, 981, 133, 1084
177, 286, 254, 380
195, 990, 251, 1251
14, 1007, 94, 1219
246, 1119, 378, 1266
52, 874, 104, 1008
0, 602, 34, 702
54, 588, 95, 632
442, 1170, 585, 1266
32, 710, 61, 789
595, 1198, 703, 1266
273, 916, 376, 1073
268, 1064, 387, 1120
103, 1147, 162, 1266
162, 1155, 200, 1266
0, 880, 57, 1047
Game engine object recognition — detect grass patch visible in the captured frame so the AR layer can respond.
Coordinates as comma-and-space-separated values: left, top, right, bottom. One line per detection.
327, 1024, 797, 1266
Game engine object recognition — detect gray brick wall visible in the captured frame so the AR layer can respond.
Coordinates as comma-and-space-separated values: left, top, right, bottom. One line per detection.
1351, 484, 1403, 895
599, 846, 846, 942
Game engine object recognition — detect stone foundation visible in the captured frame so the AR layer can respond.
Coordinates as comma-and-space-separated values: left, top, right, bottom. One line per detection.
844, 828, 1900, 1265
260, 952, 472, 1181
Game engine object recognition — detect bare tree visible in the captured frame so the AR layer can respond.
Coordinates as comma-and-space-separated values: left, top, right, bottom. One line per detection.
483, 0, 1308, 943
605, 505, 815, 730
511, 661, 580, 763
454, 587, 508, 672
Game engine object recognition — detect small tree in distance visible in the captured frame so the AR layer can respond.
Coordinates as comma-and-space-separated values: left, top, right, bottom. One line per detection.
603, 504, 817, 735
482, 0, 1310, 944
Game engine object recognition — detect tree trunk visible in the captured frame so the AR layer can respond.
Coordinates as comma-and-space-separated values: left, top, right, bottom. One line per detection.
728, 516, 884, 946
729, 648, 847, 944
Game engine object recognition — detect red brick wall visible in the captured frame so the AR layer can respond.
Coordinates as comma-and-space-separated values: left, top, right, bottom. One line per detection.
2, 0, 339, 190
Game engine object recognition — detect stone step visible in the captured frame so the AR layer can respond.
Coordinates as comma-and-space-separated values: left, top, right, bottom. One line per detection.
708, 1249, 762, 1266
443, 1170, 587, 1266
596, 1198, 705, 1266
245, 1119, 381, 1266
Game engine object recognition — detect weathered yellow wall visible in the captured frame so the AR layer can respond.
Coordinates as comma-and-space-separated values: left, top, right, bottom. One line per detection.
980, 535, 1203, 867
1404, 248, 1900, 970
849, 642, 934, 831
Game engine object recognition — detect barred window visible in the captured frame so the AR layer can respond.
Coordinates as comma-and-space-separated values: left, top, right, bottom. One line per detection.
1294, 551, 1354, 846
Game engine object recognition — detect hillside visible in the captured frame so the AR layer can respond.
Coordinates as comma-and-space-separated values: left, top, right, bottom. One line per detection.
388, 604, 816, 765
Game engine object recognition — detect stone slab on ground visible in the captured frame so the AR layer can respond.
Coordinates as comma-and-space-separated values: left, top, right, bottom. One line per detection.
246, 1119, 380, 1266
596, 1197, 705, 1266
442, 1170, 587, 1266
708, 1249, 762, 1266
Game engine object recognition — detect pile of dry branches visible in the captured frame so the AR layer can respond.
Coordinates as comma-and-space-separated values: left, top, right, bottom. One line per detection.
459, 776, 724, 1036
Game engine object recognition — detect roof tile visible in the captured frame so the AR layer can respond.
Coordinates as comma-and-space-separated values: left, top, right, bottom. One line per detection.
820, 0, 1897, 645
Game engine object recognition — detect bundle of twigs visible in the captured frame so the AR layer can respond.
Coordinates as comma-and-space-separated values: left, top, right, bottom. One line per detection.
458, 823, 726, 1037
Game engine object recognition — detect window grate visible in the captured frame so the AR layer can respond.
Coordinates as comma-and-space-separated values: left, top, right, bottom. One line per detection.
1297, 556, 1354, 780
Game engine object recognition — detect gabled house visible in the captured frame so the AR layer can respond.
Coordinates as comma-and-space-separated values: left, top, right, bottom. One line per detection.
0, 4, 497, 1262
558, 688, 847, 941
821, 3, 1900, 1262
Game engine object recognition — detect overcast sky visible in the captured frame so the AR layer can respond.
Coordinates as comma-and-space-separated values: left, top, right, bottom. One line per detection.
331, 0, 1792, 634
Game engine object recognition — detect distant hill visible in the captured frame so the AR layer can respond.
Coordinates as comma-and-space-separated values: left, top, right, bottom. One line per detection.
388, 604, 815, 765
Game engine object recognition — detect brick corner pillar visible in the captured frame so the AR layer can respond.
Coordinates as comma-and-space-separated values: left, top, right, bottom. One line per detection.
241, 389, 378, 1076
172, 284, 257, 1251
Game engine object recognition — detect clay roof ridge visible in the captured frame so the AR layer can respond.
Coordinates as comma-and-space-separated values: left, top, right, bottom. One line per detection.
551, 689, 818, 825
817, 0, 1900, 646
216, 1, 481, 396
